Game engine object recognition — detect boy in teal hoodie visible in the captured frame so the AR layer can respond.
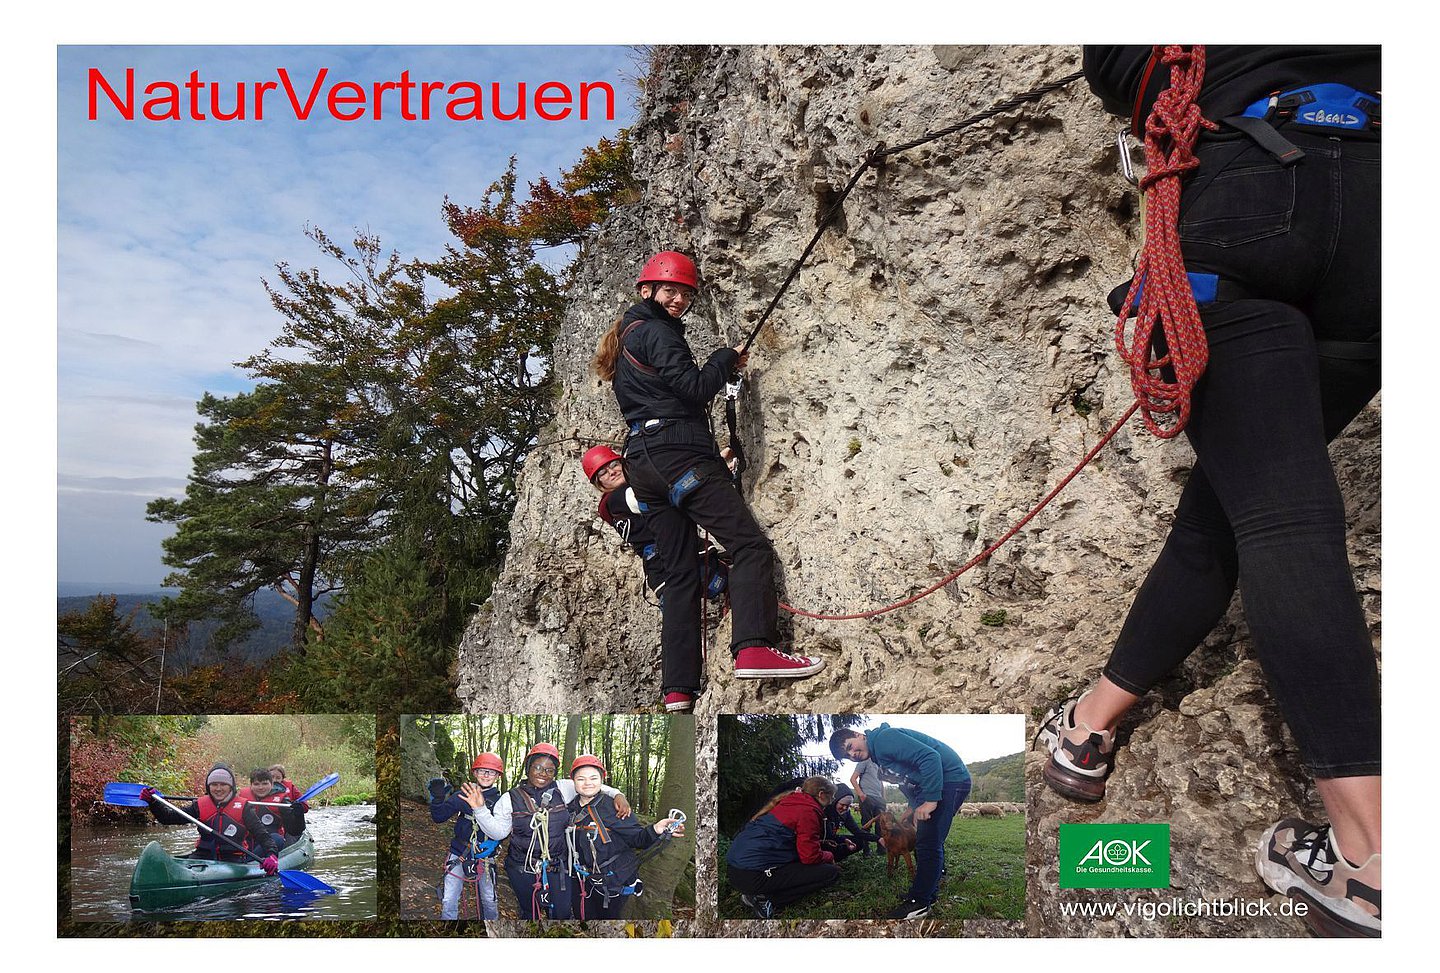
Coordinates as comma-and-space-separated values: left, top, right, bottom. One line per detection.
830, 723, 970, 919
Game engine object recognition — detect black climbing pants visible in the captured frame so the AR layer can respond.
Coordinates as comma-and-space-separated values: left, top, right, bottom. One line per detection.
624, 420, 779, 694
726, 860, 840, 911
504, 859, 573, 919
1103, 127, 1380, 777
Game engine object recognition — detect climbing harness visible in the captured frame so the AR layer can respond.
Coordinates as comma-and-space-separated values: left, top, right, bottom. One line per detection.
517, 786, 567, 919
568, 805, 685, 919
438, 823, 501, 920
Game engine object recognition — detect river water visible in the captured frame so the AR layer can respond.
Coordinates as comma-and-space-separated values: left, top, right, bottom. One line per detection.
69, 804, 377, 921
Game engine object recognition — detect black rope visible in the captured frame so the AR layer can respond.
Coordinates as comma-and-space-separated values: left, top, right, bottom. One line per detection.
739, 68, 1085, 354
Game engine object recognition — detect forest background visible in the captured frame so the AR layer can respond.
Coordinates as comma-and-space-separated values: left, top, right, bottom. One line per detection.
69, 714, 377, 824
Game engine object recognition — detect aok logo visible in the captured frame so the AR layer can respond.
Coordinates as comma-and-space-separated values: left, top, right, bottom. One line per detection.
1079, 838, 1152, 868
1060, 824, 1170, 889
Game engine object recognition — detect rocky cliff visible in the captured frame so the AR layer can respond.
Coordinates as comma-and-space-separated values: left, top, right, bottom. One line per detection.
455, 45, 1381, 938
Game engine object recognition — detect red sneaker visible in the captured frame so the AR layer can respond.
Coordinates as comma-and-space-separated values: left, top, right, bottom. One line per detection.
663, 692, 694, 712
734, 645, 825, 679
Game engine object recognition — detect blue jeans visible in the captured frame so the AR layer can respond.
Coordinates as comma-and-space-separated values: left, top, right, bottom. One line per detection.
440, 853, 498, 920
1104, 127, 1380, 776
908, 778, 970, 904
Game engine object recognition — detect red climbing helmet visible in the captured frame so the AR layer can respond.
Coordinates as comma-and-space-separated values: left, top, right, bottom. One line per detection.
569, 754, 607, 779
524, 743, 561, 772
581, 445, 622, 483
637, 251, 698, 290
470, 752, 504, 774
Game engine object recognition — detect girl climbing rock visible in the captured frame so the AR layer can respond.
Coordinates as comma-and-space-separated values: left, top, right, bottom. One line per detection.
592, 251, 825, 711
1038, 45, 1381, 938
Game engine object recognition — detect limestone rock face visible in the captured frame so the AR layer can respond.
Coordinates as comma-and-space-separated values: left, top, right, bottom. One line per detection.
398, 716, 446, 801
455, 45, 1381, 937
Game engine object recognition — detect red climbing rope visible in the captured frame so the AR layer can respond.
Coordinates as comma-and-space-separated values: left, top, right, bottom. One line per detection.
779, 401, 1138, 621
1114, 45, 1216, 438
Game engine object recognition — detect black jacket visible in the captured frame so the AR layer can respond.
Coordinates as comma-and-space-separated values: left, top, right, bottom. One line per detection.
1084, 46, 1380, 124
613, 300, 738, 426
568, 793, 663, 891
600, 488, 666, 592
432, 784, 501, 857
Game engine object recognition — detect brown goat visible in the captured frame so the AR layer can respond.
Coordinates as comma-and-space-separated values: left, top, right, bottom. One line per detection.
863, 811, 917, 882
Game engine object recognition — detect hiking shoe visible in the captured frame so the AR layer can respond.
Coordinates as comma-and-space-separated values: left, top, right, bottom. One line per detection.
1035, 692, 1115, 803
663, 691, 694, 713
885, 898, 931, 920
740, 893, 775, 919
1255, 817, 1380, 938
734, 645, 825, 679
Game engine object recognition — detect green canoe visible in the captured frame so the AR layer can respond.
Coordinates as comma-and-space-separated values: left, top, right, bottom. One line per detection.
129, 831, 316, 910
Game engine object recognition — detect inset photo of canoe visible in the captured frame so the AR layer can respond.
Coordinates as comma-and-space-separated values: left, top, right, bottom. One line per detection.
399, 713, 694, 924
67, 715, 377, 921
717, 714, 1024, 924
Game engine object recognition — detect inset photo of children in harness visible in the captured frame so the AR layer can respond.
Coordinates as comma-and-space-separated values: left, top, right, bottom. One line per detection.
399, 714, 695, 923
717, 714, 1024, 923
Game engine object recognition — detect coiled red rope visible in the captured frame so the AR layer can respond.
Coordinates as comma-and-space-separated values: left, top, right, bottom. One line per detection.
1115, 45, 1216, 438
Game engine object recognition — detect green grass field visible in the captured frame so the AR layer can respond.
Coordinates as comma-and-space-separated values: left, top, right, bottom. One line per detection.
718, 813, 1025, 921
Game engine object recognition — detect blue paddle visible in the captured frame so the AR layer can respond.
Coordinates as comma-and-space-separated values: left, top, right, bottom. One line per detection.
295, 772, 340, 805
112, 787, 337, 895
103, 782, 193, 807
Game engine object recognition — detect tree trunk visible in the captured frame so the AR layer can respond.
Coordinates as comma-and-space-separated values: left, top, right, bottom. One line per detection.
562, 714, 583, 770
638, 715, 652, 815
630, 714, 693, 919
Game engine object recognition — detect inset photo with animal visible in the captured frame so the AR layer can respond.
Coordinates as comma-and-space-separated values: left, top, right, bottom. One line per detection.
67, 715, 377, 921
717, 714, 1023, 923
399, 713, 695, 923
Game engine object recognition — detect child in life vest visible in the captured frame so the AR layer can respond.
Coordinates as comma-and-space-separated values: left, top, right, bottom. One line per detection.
140, 763, 280, 874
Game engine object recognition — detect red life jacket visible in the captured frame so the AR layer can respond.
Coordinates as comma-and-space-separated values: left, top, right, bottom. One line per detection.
194, 791, 252, 855
239, 786, 288, 839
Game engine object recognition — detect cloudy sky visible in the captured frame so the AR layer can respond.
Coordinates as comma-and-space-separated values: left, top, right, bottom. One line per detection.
57, 45, 637, 588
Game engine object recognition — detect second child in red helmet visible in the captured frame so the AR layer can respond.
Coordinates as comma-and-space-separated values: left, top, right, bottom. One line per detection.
582, 445, 730, 707
591, 251, 825, 710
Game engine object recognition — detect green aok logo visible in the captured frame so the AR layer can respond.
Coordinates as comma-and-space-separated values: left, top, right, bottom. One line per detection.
1059, 823, 1170, 888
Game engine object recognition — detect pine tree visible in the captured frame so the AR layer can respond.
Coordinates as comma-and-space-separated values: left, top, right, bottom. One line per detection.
146, 373, 370, 651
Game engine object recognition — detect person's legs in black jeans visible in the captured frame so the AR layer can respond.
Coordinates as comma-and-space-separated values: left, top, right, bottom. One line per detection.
627, 429, 780, 667
1105, 349, 1381, 696
1055, 129, 1380, 869
727, 861, 840, 911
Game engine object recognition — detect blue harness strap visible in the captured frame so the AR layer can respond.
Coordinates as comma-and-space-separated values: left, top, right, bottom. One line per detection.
1240, 83, 1379, 133
1110, 272, 1237, 315
668, 468, 704, 508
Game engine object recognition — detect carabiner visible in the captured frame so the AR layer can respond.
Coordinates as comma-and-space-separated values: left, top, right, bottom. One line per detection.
1115, 128, 1140, 185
